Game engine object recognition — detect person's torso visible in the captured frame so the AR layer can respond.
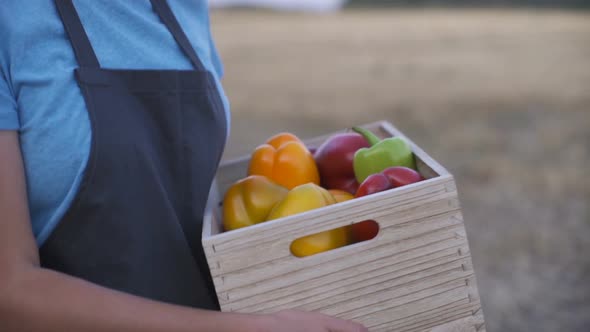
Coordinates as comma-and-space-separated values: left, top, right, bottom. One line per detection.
0, 0, 230, 245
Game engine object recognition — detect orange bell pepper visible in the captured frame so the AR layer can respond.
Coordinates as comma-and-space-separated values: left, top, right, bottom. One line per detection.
267, 183, 351, 257
248, 133, 320, 190
222, 175, 289, 231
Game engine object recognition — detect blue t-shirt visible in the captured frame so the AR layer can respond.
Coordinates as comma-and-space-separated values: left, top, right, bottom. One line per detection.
0, 0, 230, 246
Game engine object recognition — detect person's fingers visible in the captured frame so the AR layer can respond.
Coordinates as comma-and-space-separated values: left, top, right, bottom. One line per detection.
325, 316, 368, 332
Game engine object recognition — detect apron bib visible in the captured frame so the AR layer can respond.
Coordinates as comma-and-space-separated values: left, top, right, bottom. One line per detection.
40, 0, 226, 309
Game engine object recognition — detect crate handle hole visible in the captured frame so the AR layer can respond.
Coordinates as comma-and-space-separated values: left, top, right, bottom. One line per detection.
350, 219, 380, 243
289, 220, 380, 258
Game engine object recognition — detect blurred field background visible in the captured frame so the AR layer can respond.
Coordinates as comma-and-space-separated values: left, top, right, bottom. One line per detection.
209, 4, 590, 332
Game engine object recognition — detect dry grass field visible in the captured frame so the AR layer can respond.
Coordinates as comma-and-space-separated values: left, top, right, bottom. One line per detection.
210, 9, 590, 331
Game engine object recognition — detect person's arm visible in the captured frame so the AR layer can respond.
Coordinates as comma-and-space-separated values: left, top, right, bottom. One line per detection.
0, 130, 367, 332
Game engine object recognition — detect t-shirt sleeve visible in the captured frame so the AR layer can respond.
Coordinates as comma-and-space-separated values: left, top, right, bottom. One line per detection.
208, 31, 224, 79
0, 71, 19, 130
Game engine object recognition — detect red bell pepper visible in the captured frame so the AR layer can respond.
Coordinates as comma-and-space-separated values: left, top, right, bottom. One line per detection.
355, 166, 424, 198
313, 133, 369, 195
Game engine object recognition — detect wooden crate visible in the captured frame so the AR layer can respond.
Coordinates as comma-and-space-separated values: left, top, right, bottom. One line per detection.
202, 121, 486, 332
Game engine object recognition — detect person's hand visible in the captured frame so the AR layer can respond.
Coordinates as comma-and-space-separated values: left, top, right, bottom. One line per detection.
258, 309, 368, 332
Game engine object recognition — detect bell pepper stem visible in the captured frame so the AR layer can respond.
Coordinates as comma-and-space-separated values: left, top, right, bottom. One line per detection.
352, 126, 381, 146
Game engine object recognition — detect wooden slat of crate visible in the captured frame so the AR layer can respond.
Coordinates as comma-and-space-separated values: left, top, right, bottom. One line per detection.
205, 175, 456, 254
230, 241, 471, 313
206, 181, 459, 293
207, 178, 456, 274
202, 121, 485, 331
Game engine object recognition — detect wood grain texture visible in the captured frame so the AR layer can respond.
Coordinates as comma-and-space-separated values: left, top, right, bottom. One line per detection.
202, 121, 485, 331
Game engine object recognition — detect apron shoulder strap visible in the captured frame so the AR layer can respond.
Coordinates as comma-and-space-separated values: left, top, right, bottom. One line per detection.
150, 0, 207, 71
54, 0, 100, 68
55, 0, 207, 71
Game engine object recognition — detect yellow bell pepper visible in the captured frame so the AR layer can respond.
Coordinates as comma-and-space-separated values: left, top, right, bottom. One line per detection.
248, 133, 320, 190
328, 189, 355, 203
222, 175, 288, 231
267, 183, 351, 257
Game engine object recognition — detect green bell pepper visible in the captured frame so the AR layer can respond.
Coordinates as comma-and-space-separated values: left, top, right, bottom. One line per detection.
352, 126, 416, 183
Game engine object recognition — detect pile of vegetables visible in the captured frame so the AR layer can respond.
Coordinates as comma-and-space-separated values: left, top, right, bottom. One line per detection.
221, 127, 425, 257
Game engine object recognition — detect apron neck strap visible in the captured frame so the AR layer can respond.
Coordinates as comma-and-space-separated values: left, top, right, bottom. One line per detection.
149, 0, 207, 71
54, 0, 208, 71
54, 0, 100, 68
